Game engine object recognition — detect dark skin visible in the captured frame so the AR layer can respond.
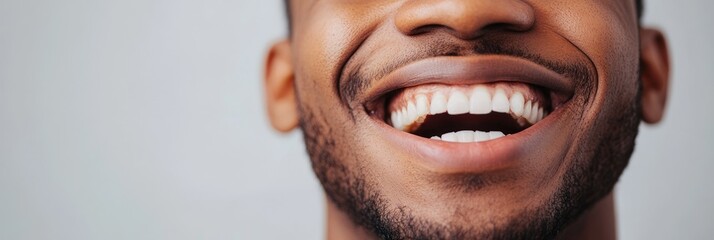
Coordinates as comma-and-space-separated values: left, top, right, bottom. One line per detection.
265, 0, 669, 239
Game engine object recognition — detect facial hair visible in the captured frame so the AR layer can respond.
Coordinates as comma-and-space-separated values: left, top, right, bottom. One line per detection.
297, 42, 641, 239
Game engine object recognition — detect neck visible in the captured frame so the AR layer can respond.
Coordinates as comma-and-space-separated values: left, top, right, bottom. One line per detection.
325, 199, 375, 240
556, 193, 618, 240
324, 193, 617, 240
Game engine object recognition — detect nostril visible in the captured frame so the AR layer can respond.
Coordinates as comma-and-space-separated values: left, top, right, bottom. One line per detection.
409, 24, 446, 36
394, 0, 535, 40
484, 23, 520, 33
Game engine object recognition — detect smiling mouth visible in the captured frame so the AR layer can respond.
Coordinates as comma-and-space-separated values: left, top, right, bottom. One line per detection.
364, 55, 572, 144
359, 55, 576, 172
385, 82, 552, 142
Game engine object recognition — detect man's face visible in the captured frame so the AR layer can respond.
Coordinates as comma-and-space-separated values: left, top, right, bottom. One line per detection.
266, 0, 667, 238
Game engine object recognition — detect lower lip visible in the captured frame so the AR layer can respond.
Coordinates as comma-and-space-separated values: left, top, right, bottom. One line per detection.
368, 103, 570, 174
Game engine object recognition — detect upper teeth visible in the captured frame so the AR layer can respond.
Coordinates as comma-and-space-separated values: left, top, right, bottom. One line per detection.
390, 86, 548, 134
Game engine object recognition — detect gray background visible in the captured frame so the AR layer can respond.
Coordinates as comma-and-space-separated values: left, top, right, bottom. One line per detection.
1, 0, 712, 239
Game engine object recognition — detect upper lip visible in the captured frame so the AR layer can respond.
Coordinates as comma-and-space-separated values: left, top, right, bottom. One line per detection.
362, 55, 574, 107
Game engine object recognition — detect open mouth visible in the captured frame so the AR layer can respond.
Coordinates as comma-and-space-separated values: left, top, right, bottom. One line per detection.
359, 55, 575, 172
384, 82, 552, 143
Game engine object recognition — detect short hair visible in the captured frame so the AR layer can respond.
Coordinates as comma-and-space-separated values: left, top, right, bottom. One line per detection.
284, 0, 644, 34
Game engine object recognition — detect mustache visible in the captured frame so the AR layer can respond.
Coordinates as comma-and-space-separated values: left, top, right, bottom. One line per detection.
340, 39, 594, 105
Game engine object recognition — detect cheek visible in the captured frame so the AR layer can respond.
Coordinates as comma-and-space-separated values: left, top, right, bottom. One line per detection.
291, 20, 353, 131
292, 6, 350, 104
541, 0, 640, 113
290, 2, 399, 174
292, 2, 389, 98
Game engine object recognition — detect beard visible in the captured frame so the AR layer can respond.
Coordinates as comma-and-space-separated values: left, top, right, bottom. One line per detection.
296, 44, 642, 239
299, 99, 639, 239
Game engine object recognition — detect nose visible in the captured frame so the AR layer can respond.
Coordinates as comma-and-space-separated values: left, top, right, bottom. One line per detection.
395, 0, 535, 39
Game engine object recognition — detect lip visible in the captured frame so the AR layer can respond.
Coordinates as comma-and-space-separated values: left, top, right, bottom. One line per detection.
362, 55, 575, 174
362, 55, 574, 104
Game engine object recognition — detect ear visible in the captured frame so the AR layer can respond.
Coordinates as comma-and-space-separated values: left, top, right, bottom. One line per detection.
264, 40, 299, 132
639, 28, 670, 124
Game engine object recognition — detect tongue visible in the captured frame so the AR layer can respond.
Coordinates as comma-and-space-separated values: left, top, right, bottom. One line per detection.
411, 113, 528, 138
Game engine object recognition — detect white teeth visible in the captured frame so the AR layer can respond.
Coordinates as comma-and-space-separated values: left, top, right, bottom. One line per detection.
399, 108, 411, 130
510, 92, 525, 117
406, 101, 418, 125
528, 102, 539, 124
397, 96, 429, 131
491, 88, 510, 113
523, 100, 532, 120
389, 86, 550, 135
470, 86, 492, 114
536, 107, 543, 122
456, 130, 474, 142
430, 92, 448, 115
431, 130, 507, 143
391, 110, 398, 130
441, 132, 457, 142
474, 131, 490, 142
390, 112, 399, 130
416, 94, 429, 116
447, 91, 470, 115
488, 131, 505, 140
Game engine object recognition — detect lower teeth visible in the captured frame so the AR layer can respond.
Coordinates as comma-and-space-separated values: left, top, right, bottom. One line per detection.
431, 130, 505, 143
